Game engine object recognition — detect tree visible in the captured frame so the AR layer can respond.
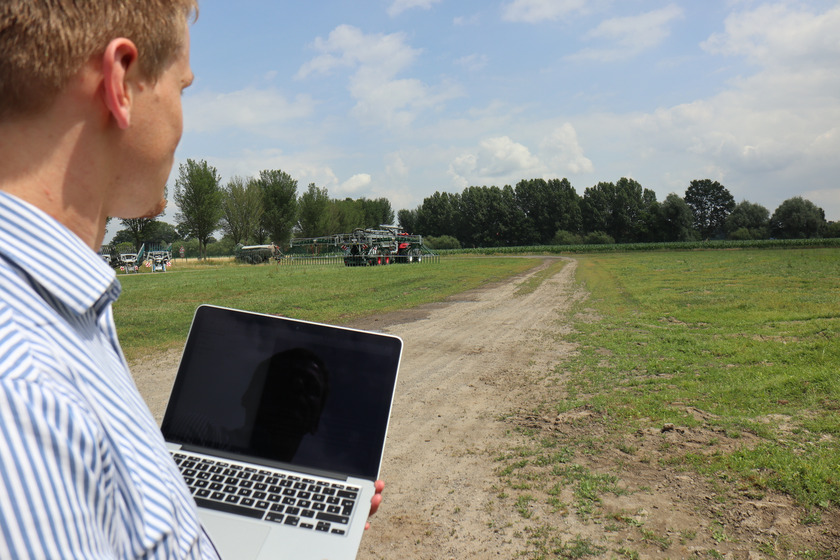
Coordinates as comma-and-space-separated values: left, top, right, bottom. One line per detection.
769, 197, 826, 239
119, 218, 156, 251
453, 185, 528, 247
725, 201, 769, 240
658, 193, 697, 242
297, 183, 331, 238
173, 159, 223, 259
118, 184, 168, 250
684, 179, 734, 239
397, 208, 418, 233
256, 169, 298, 246
221, 176, 263, 245
580, 178, 647, 243
143, 221, 178, 245
360, 197, 395, 228
514, 178, 581, 244
332, 198, 366, 233
415, 191, 460, 238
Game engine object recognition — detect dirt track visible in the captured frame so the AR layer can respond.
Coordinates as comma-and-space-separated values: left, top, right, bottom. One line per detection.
350, 257, 584, 559
133, 258, 838, 559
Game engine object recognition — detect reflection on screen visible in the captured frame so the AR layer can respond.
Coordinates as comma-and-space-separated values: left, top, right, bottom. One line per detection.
161, 306, 402, 481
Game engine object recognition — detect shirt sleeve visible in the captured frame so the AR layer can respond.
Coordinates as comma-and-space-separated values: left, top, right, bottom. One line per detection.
0, 320, 118, 559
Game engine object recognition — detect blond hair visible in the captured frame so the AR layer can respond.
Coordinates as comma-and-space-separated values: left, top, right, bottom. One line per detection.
0, 0, 198, 120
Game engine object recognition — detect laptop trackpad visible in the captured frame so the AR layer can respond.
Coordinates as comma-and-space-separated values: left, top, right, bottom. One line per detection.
201, 511, 270, 559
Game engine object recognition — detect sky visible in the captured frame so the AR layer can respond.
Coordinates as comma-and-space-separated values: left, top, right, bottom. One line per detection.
146, 0, 840, 239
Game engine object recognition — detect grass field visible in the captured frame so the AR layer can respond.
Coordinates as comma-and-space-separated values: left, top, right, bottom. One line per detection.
560, 248, 840, 512
113, 256, 537, 361
114, 247, 840, 524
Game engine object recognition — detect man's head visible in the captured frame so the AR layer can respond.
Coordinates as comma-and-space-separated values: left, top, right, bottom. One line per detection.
0, 0, 198, 122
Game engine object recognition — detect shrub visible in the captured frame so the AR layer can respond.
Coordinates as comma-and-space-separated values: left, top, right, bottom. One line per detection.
584, 231, 615, 245
425, 235, 462, 250
552, 230, 583, 246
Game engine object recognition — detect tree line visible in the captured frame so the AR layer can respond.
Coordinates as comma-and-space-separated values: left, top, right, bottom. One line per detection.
110, 159, 395, 258
109, 159, 837, 256
399, 177, 837, 249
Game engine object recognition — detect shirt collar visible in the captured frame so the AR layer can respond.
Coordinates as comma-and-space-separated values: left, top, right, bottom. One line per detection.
0, 191, 121, 315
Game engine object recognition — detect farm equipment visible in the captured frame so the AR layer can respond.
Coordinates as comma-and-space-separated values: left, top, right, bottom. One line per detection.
286, 226, 436, 266
147, 250, 171, 272
118, 252, 139, 273
235, 244, 283, 264
100, 243, 173, 273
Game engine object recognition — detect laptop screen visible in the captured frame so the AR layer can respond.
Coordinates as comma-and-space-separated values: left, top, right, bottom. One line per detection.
160, 305, 402, 481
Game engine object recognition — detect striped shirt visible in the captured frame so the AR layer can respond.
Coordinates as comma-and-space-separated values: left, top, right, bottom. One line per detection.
0, 191, 219, 559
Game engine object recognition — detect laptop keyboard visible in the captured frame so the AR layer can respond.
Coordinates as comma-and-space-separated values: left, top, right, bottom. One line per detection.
172, 451, 360, 536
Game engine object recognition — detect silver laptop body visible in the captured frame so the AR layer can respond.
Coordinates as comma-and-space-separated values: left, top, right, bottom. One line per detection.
161, 305, 403, 560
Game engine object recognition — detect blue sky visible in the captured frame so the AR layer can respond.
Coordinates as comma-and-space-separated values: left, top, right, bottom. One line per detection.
158, 0, 840, 234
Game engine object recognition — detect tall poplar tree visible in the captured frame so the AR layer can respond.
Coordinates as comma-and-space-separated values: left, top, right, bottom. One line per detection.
173, 159, 223, 259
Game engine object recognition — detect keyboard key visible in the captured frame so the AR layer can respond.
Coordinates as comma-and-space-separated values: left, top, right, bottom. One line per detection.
317, 512, 349, 525
195, 498, 264, 519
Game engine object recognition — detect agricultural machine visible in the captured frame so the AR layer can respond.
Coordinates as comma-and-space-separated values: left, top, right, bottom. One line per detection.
286, 226, 436, 266
235, 244, 283, 264
100, 243, 172, 273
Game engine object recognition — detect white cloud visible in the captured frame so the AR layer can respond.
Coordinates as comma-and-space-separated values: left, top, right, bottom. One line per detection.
449, 136, 543, 187
385, 153, 410, 177
388, 0, 442, 17
455, 54, 489, 72
648, 3, 840, 174
702, 3, 840, 70
183, 89, 315, 133
502, 0, 588, 23
453, 13, 481, 26
568, 3, 840, 218
296, 25, 419, 80
297, 25, 462, 128
568, 4, 684, 62
177, 148, 340, 193
338, 173, 372, 195
541, 123, 593, 174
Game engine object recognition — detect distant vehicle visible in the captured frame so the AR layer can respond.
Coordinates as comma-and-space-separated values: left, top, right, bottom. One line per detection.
288, 226, 434, 267
119, 253, 139, 273
147, 250, 171, 272
235, 244, 282, 264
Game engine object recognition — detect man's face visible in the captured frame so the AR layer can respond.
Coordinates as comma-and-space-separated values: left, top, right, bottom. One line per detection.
110, 25, 194, 219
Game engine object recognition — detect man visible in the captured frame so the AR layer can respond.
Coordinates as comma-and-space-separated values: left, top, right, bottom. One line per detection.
0, 2, 381, 558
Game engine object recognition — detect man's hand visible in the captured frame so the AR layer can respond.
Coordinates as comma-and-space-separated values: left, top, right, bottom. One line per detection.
365, 480, 385, 530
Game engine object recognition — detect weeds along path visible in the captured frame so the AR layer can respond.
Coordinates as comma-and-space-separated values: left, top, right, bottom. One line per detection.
356, 257, 586, 560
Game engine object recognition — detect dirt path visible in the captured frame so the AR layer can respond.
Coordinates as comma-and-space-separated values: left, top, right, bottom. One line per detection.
351, 257, 584, 559
131, 258, 838, 559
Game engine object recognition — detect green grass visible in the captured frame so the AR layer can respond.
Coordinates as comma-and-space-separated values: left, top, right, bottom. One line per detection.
113, 256, 536, 361
566, 248, 840, 509
515, 258, 567, 296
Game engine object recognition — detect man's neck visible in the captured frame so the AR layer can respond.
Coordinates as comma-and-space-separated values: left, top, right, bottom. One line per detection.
0, 106, 110, 250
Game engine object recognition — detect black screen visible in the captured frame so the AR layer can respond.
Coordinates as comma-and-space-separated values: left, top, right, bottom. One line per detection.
160, 305, 402, 481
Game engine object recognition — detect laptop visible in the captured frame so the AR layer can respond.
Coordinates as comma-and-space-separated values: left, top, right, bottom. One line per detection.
160, 304, 403, 560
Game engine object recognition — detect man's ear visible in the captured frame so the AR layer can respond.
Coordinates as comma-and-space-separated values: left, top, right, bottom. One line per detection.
102, 38, 139, 130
